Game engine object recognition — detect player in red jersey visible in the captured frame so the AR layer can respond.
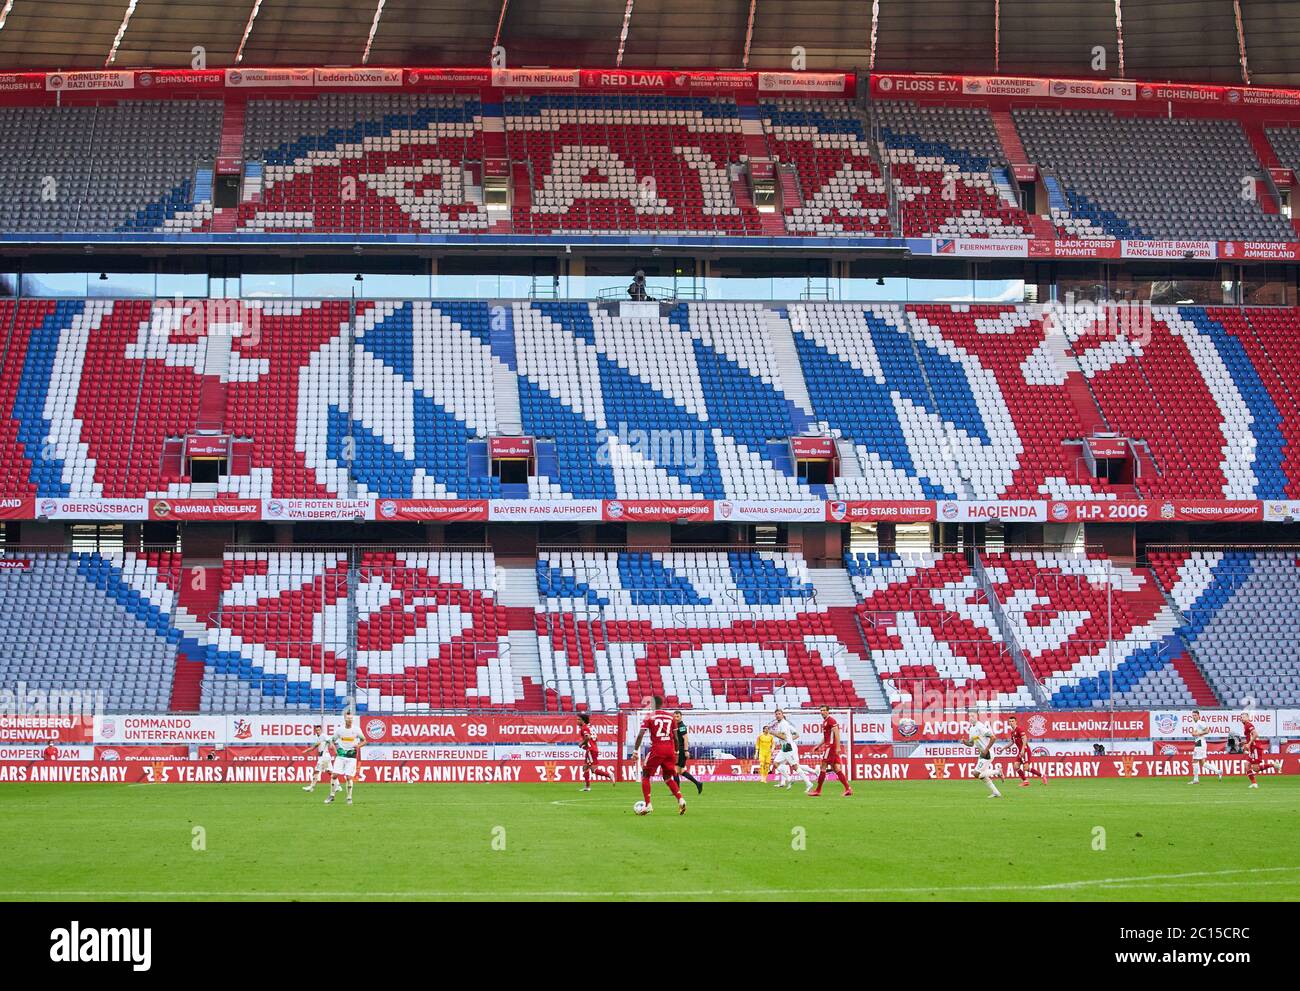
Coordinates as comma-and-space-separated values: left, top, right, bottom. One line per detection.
575, 712, 615, 792
808, 705, 852, 797
630, 695, 686, 816
1240, 713, 1266, 788
1007, 715, 1047, 787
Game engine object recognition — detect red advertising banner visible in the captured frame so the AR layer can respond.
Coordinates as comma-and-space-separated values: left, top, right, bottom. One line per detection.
0, 497, 33, 519
0, 715, 94, 744
94, 745, 190, 762
149, 498, 261, 521
1047, 500, 1264, 524
489, 436, 535, 459
825, 500, 936, 522
2, 754, 1293, 784
790, 436, 837, 459
374, 499, 489, 522
891, 710, 1150, 742
1218, 241, 1300, 262
602, 499, 714, 522
358, 713, 619, 744
0, 559, 32, 570
1033, 238, 1122, 259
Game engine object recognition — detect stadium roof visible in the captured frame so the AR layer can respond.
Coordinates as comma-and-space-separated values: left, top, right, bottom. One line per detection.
1, 0, 1299, 86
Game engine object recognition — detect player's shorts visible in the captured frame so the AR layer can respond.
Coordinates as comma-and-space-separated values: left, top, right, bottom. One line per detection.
974, 757, 994, 777
315, 754, 332, 772
582, 747, 598, 765
1247, 745, 1266, 763
1192, 742, 1207, 760
642, 747, 678, 777
775, 746, 800, 766
1015, 748, 1033, 765
331, 755, 358, 778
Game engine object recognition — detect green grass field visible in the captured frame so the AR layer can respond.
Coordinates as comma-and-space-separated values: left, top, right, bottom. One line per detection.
2, 778, 1297, 901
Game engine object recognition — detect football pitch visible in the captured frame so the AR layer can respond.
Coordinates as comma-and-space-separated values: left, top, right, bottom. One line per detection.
1, 778, 1297, 902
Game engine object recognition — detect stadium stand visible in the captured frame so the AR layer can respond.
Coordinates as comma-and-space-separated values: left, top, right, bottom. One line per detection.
875, 101, 1038, 238
1014, 109, 1292, 241
758, 98, 891, 235
0, 551, 183, 710
1150, 550, 1300, 706
224, 93, 490, 234
504, 93, 761, 236
847, 550, 1208, 710
847, 550, 1034, 708
8, 300, 1300, 502
198, 547, 539, 712
0, 101, 221, 233
981, 552, 1205, 709
535, 549, 876, 711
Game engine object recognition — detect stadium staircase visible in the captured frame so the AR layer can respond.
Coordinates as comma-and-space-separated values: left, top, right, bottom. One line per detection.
972, 551, 1049, 706
1149, 577, 1222, 707
778, 165, 803, 211
760, 307, 816, 420
1242, 121, 1284, 215
731, 175, 786, 235
196, 332, 232, 432
209, 98, 247, 233
169, 562, 222, 712
497, 562, 547, 709
807, 567, 890, 709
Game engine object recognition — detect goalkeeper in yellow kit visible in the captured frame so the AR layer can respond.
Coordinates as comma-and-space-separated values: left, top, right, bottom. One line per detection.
756, 727, 775, 782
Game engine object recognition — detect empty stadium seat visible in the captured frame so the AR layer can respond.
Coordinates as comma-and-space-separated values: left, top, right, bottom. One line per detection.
1015, 109, 1292, 241
536, 549, 871, 710
0, 551, 183, 709
1152, 550, 1300, 706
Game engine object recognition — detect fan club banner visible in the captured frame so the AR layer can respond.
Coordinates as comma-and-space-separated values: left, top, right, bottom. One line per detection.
2, 754, 1293, 784
892, 710, 1152, 742
0, 66, 854, 104
0, 496, 1292, 523
52, 708, 1291, 747
0, 715, 95, 744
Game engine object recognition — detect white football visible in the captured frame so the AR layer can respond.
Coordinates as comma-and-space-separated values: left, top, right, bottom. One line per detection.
633, 800, 648, 815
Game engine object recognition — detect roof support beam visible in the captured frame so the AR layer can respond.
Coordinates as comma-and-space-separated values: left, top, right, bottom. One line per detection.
1114, 0, 1126, 77
994, 0, 1000, 72
0, 0, 15, 36
616, 0, 635, 67
869, 0, 879, 71
1234, 0, 1250, 84
743, 0, 757, 68
105, 0, 139, 66
493, 0, 509, 50
361, 0, 386, 64
235, 0, 264, 64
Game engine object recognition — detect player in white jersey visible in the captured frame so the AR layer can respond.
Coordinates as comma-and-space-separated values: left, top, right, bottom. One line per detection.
326, 713, 364, 806
1188, 709, 1222, 783
301, 723, 333, 793
769, 708, 816, 792
966, 711, 1002, 798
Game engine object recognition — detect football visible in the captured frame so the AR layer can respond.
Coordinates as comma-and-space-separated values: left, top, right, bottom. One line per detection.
633, 800, 648, 815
